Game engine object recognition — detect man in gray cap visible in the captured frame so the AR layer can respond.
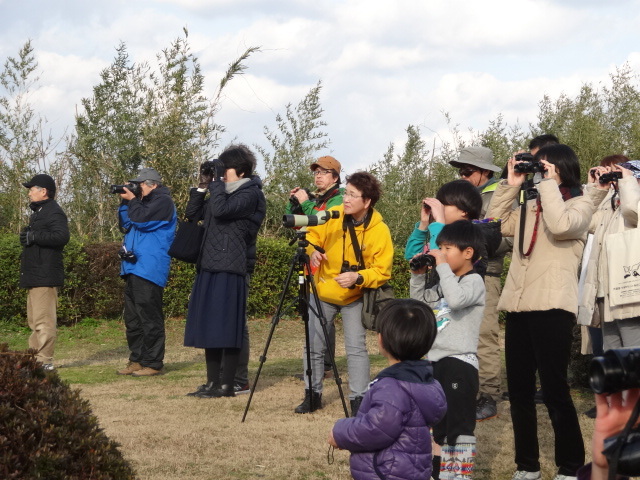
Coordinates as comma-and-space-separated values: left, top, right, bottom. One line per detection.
116, 167, 177, 377
450, 146, 506, 421
20, 174, 70, 371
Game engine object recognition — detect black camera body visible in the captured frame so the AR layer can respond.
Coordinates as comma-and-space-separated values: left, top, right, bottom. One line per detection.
289, 188, 316, 207
590, 348, 640, 476
110, 182, 141, 196
590, 348, 640, 395
200, 160, 216, 176
514, 153, 545, 174
599, 171, 623, 184
118, 246, 137, 263
409, 253, 436, 271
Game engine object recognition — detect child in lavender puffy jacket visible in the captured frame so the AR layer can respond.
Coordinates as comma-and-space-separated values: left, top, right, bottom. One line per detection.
328, 299, 447, 480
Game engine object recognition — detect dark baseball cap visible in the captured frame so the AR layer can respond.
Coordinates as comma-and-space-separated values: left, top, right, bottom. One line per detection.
129, 167, 162, 183
23, 174, 56, 194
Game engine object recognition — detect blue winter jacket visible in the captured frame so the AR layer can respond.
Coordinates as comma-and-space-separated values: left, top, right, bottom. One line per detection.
119, 186, 177, 287
332, 360, 447, 480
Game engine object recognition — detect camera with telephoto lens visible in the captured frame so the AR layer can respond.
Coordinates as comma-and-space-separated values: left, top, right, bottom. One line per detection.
110, 182, 141, 196
598, 171, 623, 184
513, 152, 546, 174
282, 210, 340, 228
589, 348, 640, 477
118, 245, 137, 263
409, 253, 436, 271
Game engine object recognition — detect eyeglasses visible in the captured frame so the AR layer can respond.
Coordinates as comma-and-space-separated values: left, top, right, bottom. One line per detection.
344, 191, 363, 199
313, 169, 333, 177
459, 167, 479, 177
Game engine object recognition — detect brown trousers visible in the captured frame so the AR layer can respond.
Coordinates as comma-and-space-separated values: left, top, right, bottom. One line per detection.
27, 287, 58, 364
477, 275, 502, 400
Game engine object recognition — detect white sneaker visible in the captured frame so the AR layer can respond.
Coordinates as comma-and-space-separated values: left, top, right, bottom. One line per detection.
511, 471, 541, 480
552, 475, 577, 480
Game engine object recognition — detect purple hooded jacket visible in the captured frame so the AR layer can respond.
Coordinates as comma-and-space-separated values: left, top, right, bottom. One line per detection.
332, 360, 447, 480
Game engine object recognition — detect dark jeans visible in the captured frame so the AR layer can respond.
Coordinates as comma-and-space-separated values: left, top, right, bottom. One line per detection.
123, 274, 165, 370
505, 310, 584, 476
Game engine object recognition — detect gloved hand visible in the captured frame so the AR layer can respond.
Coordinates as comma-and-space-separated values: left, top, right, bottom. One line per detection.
198, 162, 214, 189
20, 229, 35, 246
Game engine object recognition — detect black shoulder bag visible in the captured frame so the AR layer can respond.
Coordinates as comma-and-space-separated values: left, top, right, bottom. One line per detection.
346, 219, 394, 331
168, 206, 205, 264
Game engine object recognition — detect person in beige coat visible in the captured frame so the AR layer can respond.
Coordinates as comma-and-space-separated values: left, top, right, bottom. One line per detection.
487, 144, 605, 480
578, 161, 640, 349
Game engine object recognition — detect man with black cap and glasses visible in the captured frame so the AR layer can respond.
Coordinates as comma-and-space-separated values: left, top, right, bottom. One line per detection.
116, 167, 177, 377
20, 173, 70, 372
449, 146, 507, 421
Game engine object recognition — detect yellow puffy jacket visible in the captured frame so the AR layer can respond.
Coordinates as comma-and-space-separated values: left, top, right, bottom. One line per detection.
305, 205, 393, 306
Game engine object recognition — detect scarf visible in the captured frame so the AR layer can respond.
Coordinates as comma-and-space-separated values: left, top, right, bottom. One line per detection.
559, 185, 583, 201
225, 177, 251, 194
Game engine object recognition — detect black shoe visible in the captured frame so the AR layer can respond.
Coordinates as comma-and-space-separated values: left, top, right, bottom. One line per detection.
502, 391, 510, 401
234, 383, 250, 395
350, 396, 363, 417
584, 406, 597, 418
534, 388, 544, 404
476, 395, 498, 421
294, 389, 322, 414
186, 382, 217, 397
195, 384, 235, 398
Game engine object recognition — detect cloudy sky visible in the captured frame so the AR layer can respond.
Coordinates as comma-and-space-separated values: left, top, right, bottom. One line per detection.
2, 0, 640, 174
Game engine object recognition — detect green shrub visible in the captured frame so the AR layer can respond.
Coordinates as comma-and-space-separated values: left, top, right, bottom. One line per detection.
0, 234, 412, 324
0, 344, 136, 479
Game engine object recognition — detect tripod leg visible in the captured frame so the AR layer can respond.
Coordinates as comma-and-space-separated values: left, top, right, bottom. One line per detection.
242, 254, 298, 422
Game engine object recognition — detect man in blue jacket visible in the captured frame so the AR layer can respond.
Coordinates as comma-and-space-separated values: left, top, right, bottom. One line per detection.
116, 168, 177, 377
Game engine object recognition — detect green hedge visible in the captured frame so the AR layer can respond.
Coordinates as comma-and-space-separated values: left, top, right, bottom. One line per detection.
0, 234, 412, 325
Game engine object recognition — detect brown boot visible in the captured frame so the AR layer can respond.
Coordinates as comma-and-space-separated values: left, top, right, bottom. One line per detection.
117, 362, 142, 375
131, 367, 163, 377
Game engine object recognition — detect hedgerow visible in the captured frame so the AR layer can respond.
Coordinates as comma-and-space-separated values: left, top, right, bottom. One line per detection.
0, 234, 411, 324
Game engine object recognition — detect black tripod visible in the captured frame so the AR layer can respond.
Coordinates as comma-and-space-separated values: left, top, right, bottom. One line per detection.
242, 230, 350, 422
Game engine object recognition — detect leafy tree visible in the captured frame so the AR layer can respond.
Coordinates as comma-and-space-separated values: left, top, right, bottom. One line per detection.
372, 125, 456, 246
60, 42, 150, 240
0, 40, 56, 233
258, 81, 330, 235
60, 31, 259, 239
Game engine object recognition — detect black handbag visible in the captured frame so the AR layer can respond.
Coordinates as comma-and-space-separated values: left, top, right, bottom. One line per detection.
168, 209, 204, 264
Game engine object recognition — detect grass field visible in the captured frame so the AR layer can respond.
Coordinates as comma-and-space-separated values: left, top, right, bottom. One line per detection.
1, 317, 598, 480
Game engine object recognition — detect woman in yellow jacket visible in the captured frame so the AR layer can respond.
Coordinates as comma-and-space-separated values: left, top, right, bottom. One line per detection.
487, 144, 606, 480
294, 171, 393, 417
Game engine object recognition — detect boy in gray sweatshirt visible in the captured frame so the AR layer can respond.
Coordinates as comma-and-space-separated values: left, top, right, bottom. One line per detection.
410, 220, 486, 480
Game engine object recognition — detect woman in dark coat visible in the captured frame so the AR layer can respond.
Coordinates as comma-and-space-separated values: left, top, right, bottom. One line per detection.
184, 144, 266, 398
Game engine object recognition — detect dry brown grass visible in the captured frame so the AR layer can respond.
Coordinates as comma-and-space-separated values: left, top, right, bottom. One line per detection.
53, 318, 597, 480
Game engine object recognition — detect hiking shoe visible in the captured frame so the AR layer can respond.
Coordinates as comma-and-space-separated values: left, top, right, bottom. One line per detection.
116, 361, 142, 375
552, 476, 577, 480
511, 471, 541, 480
294, 389, 322, 414
42, 363, 55, 372
476, 396, 498, 421
186, 382, 217, 397
234, 383, 250, 395
195, 384, 234, 398
131, 367, 163, 377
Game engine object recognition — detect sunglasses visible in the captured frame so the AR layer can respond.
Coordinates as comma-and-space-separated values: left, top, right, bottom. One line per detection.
459, 167, 479, 177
